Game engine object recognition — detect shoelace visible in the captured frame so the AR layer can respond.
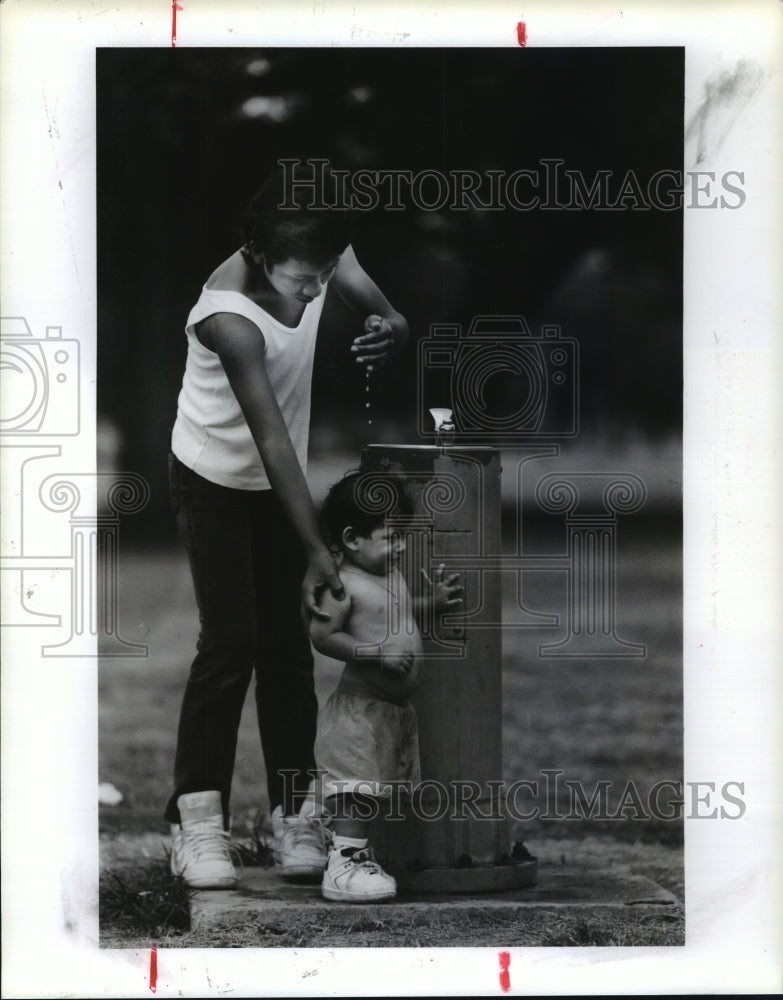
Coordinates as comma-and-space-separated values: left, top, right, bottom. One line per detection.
341, 846, 383, 873
285, 817, 329, 853
185, 827, 234, 863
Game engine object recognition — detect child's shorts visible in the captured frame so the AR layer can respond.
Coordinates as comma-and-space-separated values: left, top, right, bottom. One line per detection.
314, 680, 421, 801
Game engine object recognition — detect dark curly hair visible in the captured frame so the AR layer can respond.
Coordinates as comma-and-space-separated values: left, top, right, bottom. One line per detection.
320, 470, 414, 554
241, 167, 352, 266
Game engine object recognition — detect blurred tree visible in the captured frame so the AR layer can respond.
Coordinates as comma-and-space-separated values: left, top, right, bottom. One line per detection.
97, 47, 682, 541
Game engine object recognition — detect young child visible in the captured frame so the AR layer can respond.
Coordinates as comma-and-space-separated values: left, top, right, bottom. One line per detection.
309, 471, 462, 902
166, 167, 409, 889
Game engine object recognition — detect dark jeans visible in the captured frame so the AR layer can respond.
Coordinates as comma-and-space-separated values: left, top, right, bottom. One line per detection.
164, 453, 318, 825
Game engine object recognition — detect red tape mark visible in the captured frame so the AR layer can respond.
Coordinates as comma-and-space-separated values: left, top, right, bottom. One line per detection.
171, 2, 183, 48
498, 950, 511, 993
516, 21, 527, 47
149, 944, 158, 993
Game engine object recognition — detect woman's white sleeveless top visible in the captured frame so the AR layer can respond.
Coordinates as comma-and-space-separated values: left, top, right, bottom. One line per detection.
171, 285, 325, 490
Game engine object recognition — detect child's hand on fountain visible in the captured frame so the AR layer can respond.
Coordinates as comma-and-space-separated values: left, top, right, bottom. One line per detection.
421, 563, 464, 614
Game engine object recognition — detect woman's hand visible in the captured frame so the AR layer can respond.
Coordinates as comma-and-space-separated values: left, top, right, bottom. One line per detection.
351, 314, 400, 372
302, 548, 345, 620
331, 244, 409, 370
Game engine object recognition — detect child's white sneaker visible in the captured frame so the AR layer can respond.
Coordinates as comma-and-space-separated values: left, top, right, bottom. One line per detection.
321, 844, 397, 902
170, 791, 237, 889
271, 805, 329, 879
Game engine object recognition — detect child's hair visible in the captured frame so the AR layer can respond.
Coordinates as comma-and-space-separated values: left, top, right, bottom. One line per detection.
320, 470, 413, 553
241, 166, 352, 266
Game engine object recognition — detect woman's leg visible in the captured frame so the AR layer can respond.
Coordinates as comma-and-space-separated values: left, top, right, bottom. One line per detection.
251, 490, 318, 816
164, 456, 259, 826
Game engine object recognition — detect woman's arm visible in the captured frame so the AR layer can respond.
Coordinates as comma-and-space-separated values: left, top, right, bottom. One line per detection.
331, 244, 409, 370
207, 311, 343, 618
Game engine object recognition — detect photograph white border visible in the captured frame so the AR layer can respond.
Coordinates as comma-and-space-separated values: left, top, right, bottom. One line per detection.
1, 1, 781, 996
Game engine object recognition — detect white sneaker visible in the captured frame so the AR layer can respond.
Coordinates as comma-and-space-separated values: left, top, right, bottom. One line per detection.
321, 845, 397, 903
170, 791, 237, 889
271, 805, 329, 879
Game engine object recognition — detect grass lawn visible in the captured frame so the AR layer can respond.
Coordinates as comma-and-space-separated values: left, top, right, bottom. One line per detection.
99, 511, 683, 947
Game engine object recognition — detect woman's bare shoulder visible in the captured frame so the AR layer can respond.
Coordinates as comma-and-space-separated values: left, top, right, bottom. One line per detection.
204, 251, 247, 292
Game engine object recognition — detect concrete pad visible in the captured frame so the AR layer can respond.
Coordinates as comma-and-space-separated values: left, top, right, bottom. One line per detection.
190, 863, 679, 932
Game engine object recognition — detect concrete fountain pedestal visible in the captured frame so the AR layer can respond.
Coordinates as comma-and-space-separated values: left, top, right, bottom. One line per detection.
188, 861, 679, 934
